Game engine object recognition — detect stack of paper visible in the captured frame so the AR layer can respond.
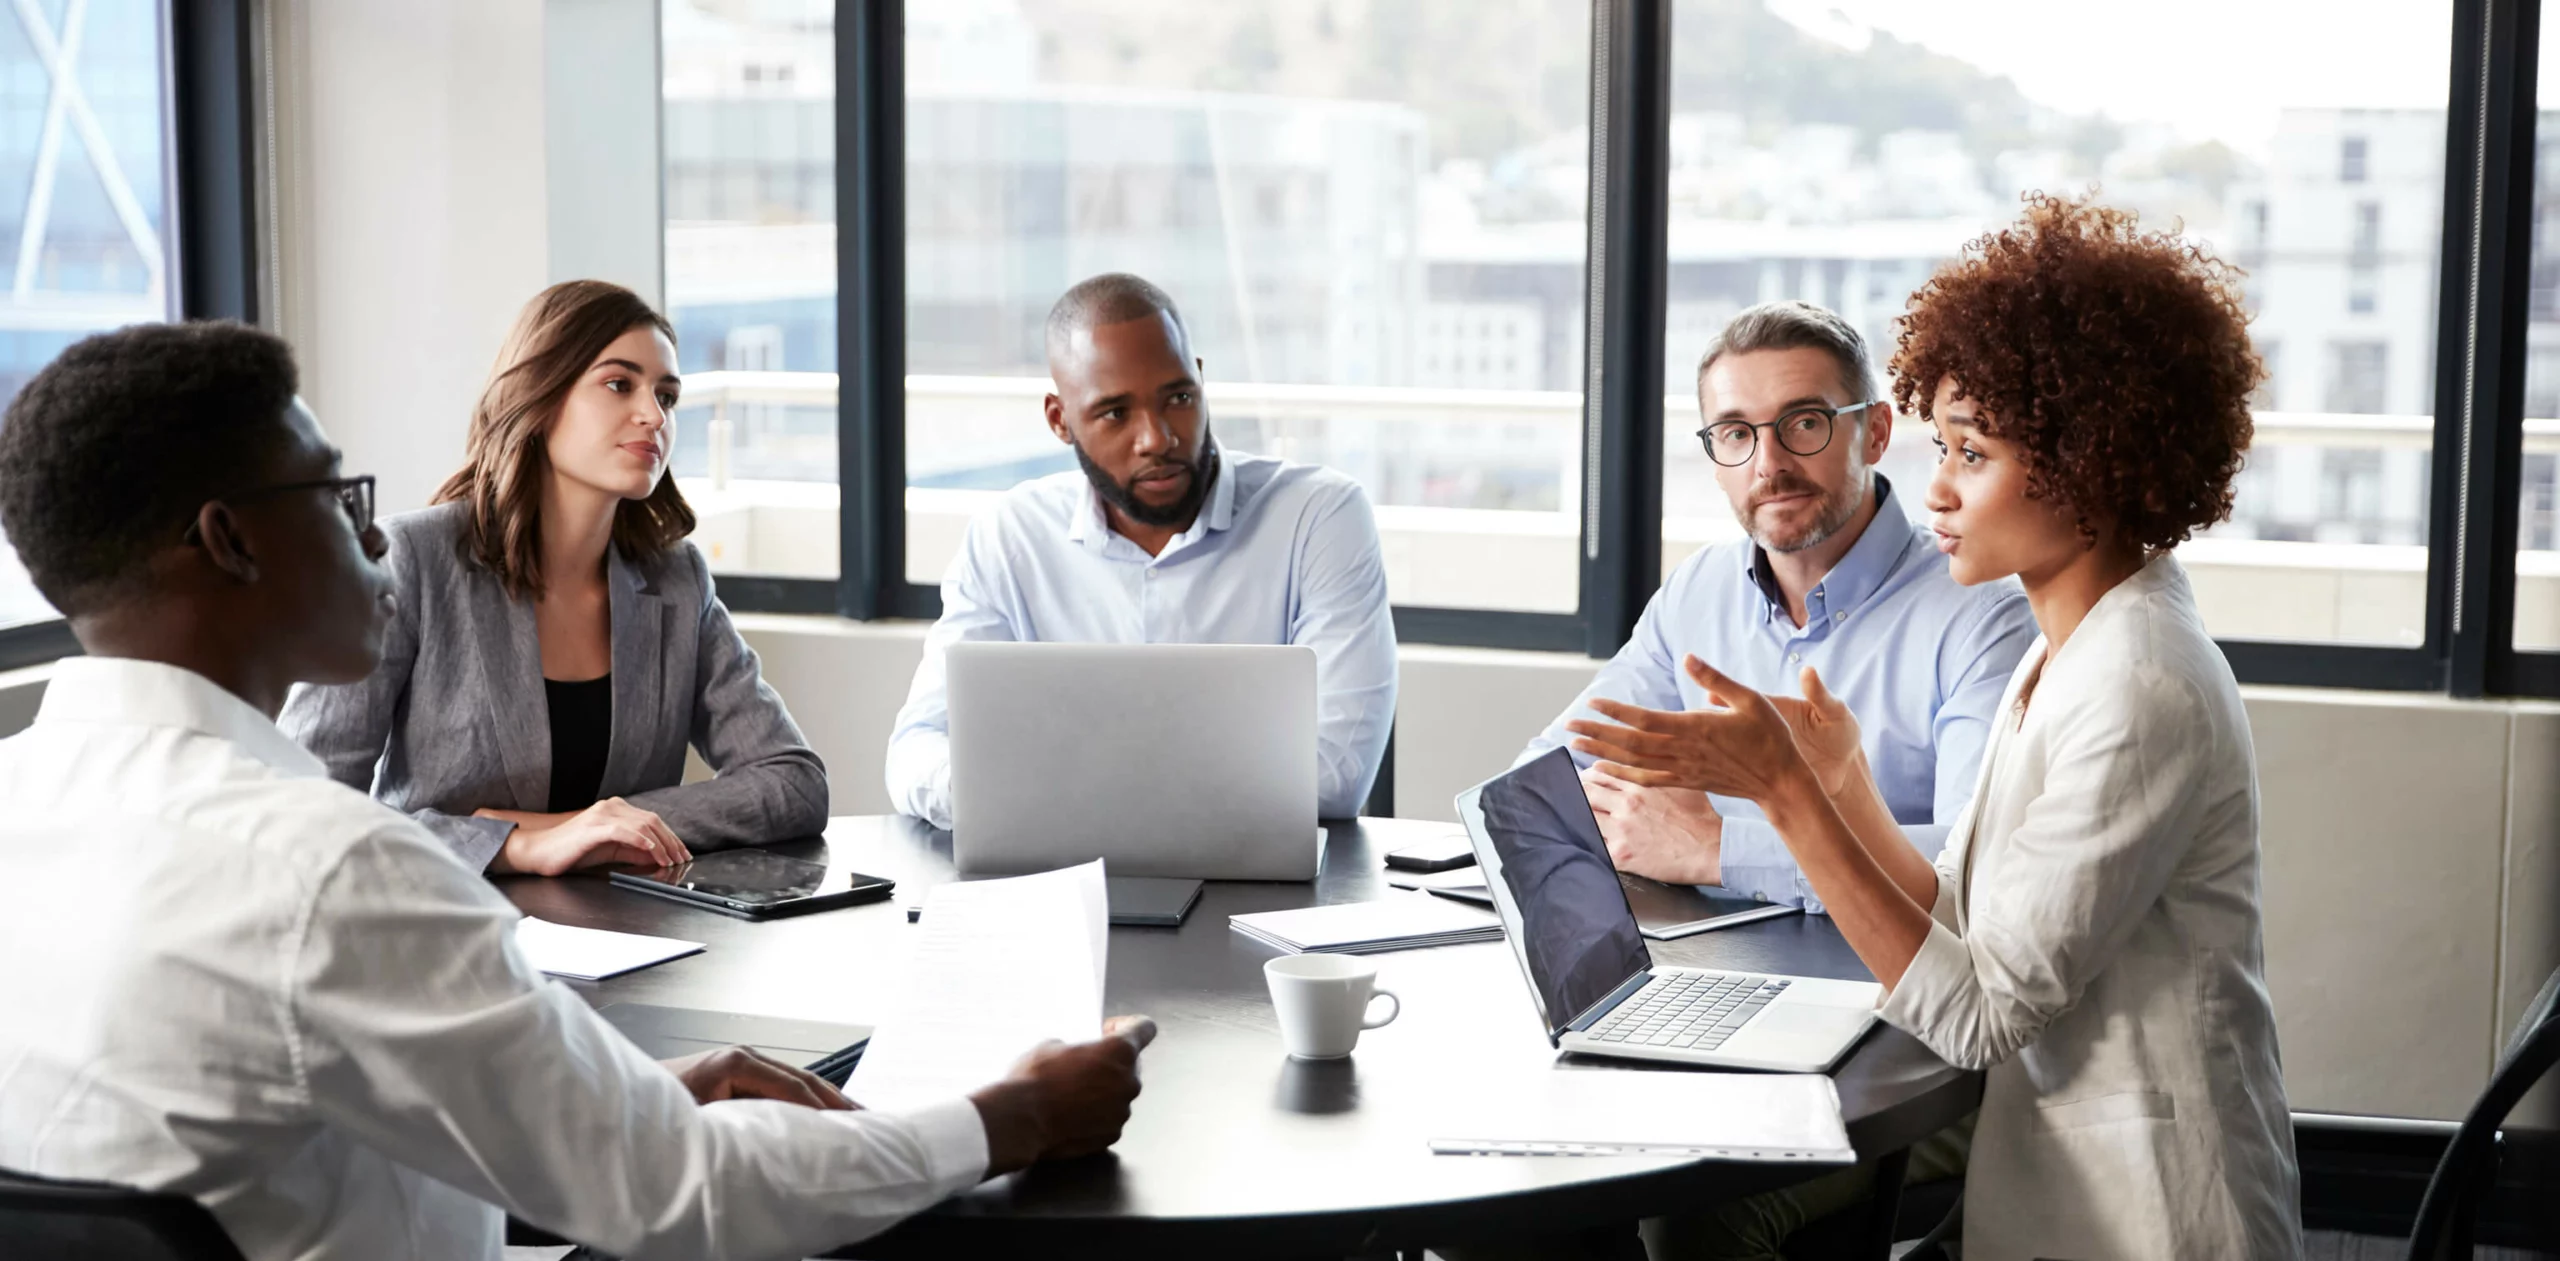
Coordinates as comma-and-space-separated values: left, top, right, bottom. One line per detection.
1385, 867, 1494, 895
1393, 870, 1801, 942
1230, 893, 1501, 954
848, 860, 1109, 1112
1429, 1070, 1852, 1162
512, 917, 703, 981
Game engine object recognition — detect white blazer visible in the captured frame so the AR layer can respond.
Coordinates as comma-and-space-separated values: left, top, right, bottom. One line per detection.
1879, 555, 2302, 1260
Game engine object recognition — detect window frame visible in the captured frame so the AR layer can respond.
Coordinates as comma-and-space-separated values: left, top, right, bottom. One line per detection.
2464, 0, 2553, 696
9, 9, 2547, 682
770, 0, 2540, 690
811, 0, 1668, 651
0, 0, 261, 673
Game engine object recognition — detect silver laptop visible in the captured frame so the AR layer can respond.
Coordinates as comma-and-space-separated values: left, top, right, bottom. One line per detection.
946, 642, 1321, 881
1456, 749, 1881, 1072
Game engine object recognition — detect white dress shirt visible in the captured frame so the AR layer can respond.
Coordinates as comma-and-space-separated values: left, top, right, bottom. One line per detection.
1879, 556, 2301, 1260
887, 450, 1399, 828
0, 657, 989, 1261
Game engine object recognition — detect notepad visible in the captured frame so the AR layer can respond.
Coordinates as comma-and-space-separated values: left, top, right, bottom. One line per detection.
1429, 1070, 1853, 1162
1385, 866, 1497, 895
848, 860, 1109, 1113
512, 917, 703, 981
1400, 870, 1802, 941
1230, 893, 1502, 954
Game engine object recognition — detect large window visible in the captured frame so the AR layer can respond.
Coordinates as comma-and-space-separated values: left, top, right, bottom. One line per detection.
658, 2, 841, 583
642, 0, 2560, 697
657, 0, 1600, 613
0, 0, 178, 631
898, 0, 1593, 613
2515, 19, 2560, 653
1656, 1, 2452, 650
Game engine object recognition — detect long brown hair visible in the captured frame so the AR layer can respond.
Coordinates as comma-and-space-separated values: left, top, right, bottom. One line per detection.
434, 280, 696, 598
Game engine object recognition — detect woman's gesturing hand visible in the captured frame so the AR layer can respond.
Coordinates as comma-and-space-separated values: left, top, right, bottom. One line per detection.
1565, 655, 1817, 808
1766, 665, 1864, 799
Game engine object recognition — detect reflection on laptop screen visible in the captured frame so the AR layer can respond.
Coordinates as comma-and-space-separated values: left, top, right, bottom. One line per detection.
1475, 749, 1653, 1035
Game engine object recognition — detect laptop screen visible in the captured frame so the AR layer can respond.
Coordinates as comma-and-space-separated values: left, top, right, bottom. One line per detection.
1461, 748, 1653, 1039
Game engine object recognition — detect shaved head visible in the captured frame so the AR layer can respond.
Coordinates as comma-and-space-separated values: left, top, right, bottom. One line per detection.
1040, 273, 1215, 543
1045, 272, 1191, 368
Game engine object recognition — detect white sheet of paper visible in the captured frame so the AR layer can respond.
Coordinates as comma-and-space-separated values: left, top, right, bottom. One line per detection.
847, 860, 1109, 1112
1229, 895, 1498, 951
1429, 1070, 1854, 1162
512, 917, 703, 981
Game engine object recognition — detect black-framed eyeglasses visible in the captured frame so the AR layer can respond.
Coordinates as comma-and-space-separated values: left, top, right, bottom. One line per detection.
1696, 400, 1884, 467
182, 475, 376, 543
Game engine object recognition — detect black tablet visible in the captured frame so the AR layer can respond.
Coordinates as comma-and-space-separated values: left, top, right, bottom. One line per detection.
608, 849, 894, 920
597, 1003, 871, 1085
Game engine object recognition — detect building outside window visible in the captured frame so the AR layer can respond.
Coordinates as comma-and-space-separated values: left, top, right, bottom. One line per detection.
2516, 24, 2560, 649
2326, 341, 2390, 415
659, 0, 1596, 613
1655, 1, 2448, 647
648, 0, 2502, 649
0, 0, 179, 630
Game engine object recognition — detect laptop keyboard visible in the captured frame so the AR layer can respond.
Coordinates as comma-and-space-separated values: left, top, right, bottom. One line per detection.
1586, 970, 1790, 1052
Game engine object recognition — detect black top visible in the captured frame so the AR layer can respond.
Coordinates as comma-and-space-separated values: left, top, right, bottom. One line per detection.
543, 674, 612, 813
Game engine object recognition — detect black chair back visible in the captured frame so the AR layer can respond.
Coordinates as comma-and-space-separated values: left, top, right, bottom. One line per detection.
1363, 721, 1398, 818
2406, 963, 2560, 1261
0, 1167, 246, 1261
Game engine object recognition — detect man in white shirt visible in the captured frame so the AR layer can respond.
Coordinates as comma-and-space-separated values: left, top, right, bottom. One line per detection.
0, 321, 1155, 1261
887, 273, 1398, 827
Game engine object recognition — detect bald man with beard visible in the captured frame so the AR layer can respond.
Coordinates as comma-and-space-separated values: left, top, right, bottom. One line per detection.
886, 273, 1398, 830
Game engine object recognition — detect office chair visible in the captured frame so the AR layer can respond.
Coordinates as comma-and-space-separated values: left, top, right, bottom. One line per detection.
0, 1167, 247, 1261
1774, 1145, 1963, 1261
1364, 722, 1397, 818
2404, 961, 2560, 1261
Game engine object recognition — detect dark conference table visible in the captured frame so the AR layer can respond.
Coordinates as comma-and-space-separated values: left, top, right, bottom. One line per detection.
499, 816, 1981, 1260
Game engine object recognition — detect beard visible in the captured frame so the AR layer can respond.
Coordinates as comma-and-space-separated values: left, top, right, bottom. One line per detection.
1074, 433, 1219, 529
1737, 461, 1870, 554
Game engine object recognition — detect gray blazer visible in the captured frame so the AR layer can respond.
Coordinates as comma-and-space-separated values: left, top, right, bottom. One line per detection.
279, 501, 829, 870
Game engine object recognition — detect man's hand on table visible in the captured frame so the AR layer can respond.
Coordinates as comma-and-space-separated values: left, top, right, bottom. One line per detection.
971, 1015, 1159, 1175
662, 1045, 854, 1110
1581, 763, 1724, 886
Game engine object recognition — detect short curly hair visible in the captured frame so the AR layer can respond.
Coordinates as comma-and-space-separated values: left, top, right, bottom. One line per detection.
1889, 193, 2259, 551
0, 321, 299, 615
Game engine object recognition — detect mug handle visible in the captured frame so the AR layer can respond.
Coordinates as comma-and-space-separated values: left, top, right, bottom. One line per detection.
1362, 987, 1400, 1030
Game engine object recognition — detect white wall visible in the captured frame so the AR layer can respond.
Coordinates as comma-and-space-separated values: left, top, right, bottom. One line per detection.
265, 0, 553, 516
544, 0, 665, 305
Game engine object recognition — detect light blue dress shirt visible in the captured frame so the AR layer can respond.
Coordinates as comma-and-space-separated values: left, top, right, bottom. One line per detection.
1521, 476, 2035, 912
888, 449, 1399, 829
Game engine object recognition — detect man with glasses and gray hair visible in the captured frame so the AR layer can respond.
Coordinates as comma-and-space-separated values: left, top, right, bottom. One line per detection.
1519, 300, 2034, 916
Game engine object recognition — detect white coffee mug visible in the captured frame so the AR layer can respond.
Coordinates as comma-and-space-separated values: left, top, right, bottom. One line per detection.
1264, 954, 1400, 1060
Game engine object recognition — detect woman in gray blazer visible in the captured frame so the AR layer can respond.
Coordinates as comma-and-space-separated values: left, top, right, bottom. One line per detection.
281, 281, 827, 875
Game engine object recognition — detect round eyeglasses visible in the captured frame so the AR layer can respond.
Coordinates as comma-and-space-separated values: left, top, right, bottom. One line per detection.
181, 474, 376, 543
1697, 401, 1882, 467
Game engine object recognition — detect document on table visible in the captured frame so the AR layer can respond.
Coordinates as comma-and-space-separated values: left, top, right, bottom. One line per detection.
847, 860, 1109, 1112
511, 917, 703, 981
1429, 1070, 1853, 1163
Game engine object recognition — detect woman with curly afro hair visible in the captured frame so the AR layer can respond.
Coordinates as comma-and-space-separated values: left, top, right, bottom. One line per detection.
1570, 194, 2300, 1260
